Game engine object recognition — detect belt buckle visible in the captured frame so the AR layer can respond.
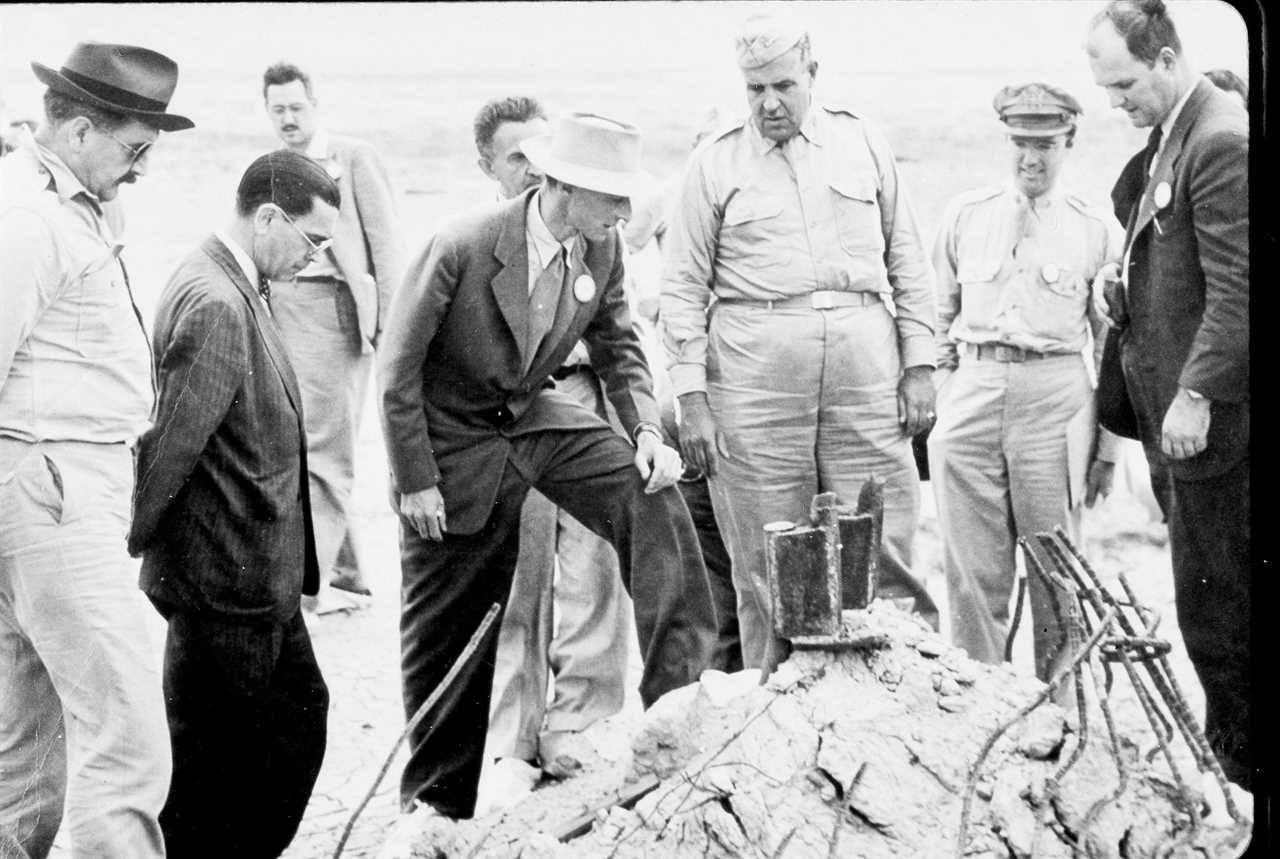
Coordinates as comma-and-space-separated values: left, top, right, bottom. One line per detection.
999, 344, 1025, 362
810, 291, 835, 310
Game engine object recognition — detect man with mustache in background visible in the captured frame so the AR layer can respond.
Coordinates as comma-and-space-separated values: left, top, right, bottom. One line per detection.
469, 97, 636, 815
262, 62, 403, 614
0, 41, 191, 858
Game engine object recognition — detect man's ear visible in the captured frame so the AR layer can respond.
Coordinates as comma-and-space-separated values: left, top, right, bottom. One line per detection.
253, 203, 276, 234
478, 155, 497, 182
66, 116, 93, 153
808, 60, 820, 81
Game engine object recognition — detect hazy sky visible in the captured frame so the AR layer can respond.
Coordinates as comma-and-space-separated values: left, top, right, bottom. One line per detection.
1, 1, 1252, 125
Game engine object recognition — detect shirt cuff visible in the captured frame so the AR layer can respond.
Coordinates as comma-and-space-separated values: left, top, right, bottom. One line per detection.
1095, 428, 1123, 463
898, 334, 936, 371
668, 363, 707, 398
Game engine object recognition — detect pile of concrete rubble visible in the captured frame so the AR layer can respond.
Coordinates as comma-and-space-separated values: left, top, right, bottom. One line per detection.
385, 604, 1250, 859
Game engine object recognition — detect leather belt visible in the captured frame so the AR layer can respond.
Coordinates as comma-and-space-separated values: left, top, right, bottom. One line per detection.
719, 290, 881, 311
294, 275, 344, 284
551, 363, 594, 381
962, 342, 1074, 363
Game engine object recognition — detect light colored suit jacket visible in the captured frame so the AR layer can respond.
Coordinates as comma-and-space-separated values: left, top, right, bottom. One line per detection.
130, 236, 320, 620
379, 189, 661, 535
313, 131, 403, 351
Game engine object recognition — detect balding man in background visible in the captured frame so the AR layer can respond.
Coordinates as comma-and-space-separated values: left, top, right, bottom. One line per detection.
662, 14, 939, 672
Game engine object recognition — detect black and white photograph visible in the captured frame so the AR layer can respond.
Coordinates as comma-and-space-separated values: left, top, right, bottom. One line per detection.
0, 2, 1258, 857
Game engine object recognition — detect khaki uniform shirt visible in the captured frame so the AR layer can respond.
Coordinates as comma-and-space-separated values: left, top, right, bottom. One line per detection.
933, 183, 1123, 372
660, 104, 934, 396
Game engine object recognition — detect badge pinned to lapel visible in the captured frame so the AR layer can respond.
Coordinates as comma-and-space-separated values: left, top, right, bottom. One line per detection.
1153, 181, 1171, 211
573, 274, 596, 303
1041, 263, 1060, 284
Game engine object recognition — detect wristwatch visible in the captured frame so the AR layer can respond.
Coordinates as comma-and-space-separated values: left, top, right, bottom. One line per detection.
633, 421, 663, 444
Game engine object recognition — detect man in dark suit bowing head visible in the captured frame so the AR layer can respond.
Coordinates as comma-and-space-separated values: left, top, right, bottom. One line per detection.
1086, 0, 1250, 796
380, 112, 716, 820
130, 150, 339, 857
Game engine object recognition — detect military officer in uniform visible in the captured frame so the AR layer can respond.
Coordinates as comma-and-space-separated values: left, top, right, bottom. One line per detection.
928, 83, 1123, 681
662, 13, 938, 671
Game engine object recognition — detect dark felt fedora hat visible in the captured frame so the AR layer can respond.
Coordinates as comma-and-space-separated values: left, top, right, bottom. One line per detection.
32, 41, 193, 131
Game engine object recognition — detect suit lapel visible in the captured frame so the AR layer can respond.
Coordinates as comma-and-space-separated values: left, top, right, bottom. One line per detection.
1130, 78, 1209, 243
528, 236, 590, 378
490, 191, 533, 358
202, 236, 305, 418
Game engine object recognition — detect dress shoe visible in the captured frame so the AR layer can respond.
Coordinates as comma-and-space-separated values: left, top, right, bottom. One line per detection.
331, 571, 373, 597
473, 757, 541, 817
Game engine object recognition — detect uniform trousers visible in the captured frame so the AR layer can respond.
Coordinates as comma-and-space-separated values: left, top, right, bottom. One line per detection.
0, 439, 169, 859
705, 301, 935, 670
399, 423, 716, 818
272, 277, 371, 582
485, 369, 633, 763
927, 352, 1089, 681
155, 608, 328, 858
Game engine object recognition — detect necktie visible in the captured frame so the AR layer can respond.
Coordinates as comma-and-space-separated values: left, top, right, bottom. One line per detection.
257, 273, 272, 311
1013, 196, 1036, 259
1143, 125, 1164, 177
525, 247, 567, 373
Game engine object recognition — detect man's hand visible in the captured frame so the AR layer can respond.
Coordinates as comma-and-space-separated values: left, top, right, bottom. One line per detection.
1085, 459, 1115, 507
677, 392, 731, 479
898, 365, 936, 438
400, 486, 447, 541
1161, 388, 1211, 460
1090, 262, 1120, 324
634, 428, 683, 493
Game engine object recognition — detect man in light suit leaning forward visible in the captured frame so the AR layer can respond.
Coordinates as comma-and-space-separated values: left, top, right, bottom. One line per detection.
129, 150, 338, 857
379, 112, 717, 820
263, 62, 403, 607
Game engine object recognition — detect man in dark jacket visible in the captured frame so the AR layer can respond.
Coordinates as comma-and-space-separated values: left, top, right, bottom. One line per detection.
129, 150, 339, 857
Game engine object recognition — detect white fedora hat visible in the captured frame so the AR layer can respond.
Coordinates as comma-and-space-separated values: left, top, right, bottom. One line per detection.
520, 112, 649, 198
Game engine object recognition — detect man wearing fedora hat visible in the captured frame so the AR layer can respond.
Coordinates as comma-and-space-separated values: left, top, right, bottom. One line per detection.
467, 96, 638, 816
380, 111, 716, 820
0, 41, 191, 859
662, 14, 939, 673
928, 83, 1123, 683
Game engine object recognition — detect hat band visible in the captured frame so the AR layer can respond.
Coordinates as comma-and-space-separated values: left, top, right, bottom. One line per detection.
61, 67, 169, 114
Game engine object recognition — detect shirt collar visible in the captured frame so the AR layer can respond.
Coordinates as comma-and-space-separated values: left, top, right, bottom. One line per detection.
214, 229, 260, 287
1010, 181, 1063, 212
1160, 83, 1196, 142
18, 125, 104, 214
304, 128, 332, 161
525, 188, 576, 267
746, 97, 823, 155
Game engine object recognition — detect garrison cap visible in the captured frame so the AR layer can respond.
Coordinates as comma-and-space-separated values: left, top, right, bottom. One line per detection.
993, 82, 1082, 137
735, 13, 807, 69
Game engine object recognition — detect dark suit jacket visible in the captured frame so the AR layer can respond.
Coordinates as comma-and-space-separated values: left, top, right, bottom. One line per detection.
1104, 77, 1249, 481
379, 188, 661, 535
130, 235, 319, 620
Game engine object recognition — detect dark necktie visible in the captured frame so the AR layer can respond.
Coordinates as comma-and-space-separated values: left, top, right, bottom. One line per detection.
1142, 125, 1164, 176
525, 247, 567, 373
257, 273, 272, 310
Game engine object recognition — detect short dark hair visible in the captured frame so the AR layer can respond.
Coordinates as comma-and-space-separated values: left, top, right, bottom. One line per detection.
1205, 68, 1247, 100
235, 150, 340, 218
42, 90, 130, 132
1093, 0, 1182, 66
262, 62, 314, 101
473, 96, 546, 156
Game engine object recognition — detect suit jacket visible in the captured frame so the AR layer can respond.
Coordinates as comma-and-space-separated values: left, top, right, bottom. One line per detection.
1104, 76, 1249, 480
317, 132, 404, 351
379, 188, 661, 535
130, 236, 320, 620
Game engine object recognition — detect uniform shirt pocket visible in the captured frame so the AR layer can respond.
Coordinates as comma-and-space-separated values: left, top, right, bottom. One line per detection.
830, 173, 881, 254
721, 191, 790, 267
1025, 265, 1088, 342
69, 251, 135, 360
